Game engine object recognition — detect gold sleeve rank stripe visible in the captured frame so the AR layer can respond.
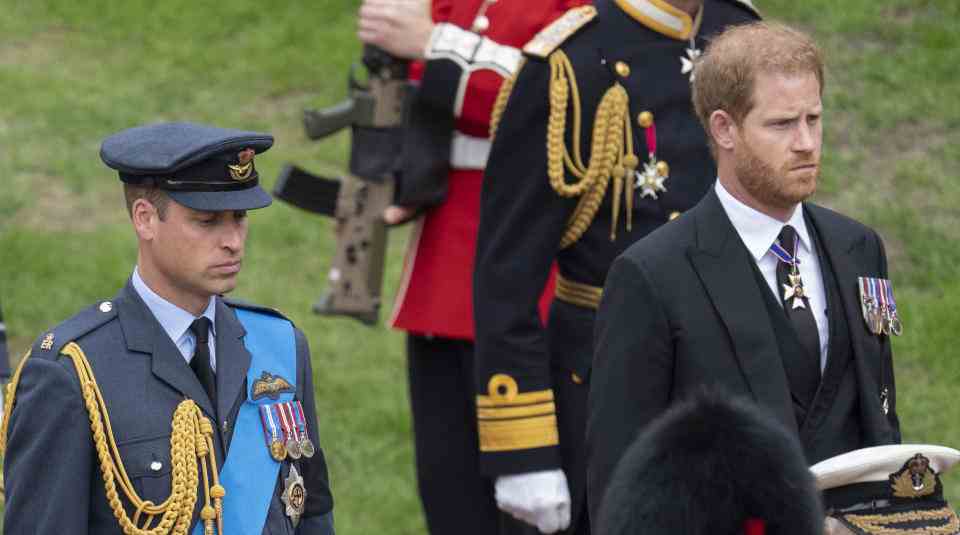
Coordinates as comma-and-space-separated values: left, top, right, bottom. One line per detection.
476, 374, 559, 452
478, 415, 560, 452
476, 389, 554, 408
477, 401, 557, 420
522, 5, 597, 58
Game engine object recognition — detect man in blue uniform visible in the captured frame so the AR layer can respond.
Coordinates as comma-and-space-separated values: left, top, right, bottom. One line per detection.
2, 122, 334, 535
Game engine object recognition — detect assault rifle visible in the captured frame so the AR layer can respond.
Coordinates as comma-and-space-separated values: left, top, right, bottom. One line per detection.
274, 46, 409, 325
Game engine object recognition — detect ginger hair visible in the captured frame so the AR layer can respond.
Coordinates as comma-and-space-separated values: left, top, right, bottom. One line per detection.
692, 22, 824, 153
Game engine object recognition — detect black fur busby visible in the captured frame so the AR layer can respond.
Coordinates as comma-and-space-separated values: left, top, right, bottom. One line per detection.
596, 389, 823, 535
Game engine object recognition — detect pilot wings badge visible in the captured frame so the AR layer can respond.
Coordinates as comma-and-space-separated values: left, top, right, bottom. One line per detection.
252, 371, 294, 400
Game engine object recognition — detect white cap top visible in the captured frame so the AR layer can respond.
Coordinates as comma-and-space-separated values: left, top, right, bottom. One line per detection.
811, 444, 960, 492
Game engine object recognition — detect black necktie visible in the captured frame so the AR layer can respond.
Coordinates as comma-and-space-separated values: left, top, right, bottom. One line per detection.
775, 225, 821, 408
189, 317, 217, 404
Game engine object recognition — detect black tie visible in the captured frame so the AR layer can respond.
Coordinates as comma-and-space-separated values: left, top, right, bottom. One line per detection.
189, 317, 217, 404
775, 225, 821, 408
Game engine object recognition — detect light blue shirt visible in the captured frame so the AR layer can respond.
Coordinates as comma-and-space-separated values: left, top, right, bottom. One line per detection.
131, 267, 217, 371
715, 180, 829, 371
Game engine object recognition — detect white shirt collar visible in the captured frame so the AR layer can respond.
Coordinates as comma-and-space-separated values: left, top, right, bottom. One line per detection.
131, 266, 216, 345
714, 180, 813, 262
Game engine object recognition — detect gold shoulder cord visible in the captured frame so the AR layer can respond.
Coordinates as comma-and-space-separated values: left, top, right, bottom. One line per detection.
489, 58, 525, 141
1, 344, 225, 535
547, 50, 638, 248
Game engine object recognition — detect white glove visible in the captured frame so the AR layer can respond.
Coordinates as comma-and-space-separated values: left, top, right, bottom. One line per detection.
495, 469, 571, 534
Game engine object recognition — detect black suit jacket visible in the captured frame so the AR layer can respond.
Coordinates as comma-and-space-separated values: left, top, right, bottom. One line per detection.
4, 281, 334, 534
587, 189, 901, 522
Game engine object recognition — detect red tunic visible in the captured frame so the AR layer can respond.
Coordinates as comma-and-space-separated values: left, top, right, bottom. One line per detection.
390, 0, 583, 340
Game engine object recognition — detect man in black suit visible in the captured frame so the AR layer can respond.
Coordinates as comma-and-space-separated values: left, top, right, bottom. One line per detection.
588, 22, 902, 523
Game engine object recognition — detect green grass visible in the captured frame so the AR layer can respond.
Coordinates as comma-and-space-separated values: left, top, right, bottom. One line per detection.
1, 0, 958, 531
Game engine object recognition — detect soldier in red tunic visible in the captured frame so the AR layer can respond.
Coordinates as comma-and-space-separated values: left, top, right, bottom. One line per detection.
357, 1, 581, 534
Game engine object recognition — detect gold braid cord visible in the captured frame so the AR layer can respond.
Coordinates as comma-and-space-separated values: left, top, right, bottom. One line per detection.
546, 50, 638, 248
1, 344, 225, 535
489, 58, 526, 141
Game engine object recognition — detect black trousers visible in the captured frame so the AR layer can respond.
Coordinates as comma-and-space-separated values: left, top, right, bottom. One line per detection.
407, 334, 537, 535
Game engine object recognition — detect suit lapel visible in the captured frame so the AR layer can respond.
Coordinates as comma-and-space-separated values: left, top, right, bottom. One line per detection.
214, 298, 252, 429
803, 205, 867, 369
687, 191, 798, 434
804, 205, 890, 437
115, 281, 217, 420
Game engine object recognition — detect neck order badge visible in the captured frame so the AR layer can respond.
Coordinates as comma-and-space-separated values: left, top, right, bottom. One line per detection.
770, 228, 809, 310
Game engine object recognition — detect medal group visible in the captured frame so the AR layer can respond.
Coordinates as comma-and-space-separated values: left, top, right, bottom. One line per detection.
259, 400, 317, 462
858, 276, 903, 337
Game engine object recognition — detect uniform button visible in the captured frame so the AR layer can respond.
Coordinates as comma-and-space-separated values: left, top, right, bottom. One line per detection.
669, 211, 681, 221
99, 301, 113, 313
571, 373, 583, 384
637, 111, 654, 128
656, 160, 670, 177
614, 61, 631, 78
150, 461, 163, 472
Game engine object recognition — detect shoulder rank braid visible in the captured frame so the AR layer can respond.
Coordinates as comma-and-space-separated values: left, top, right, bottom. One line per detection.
2, 347, 226, 535
548, 50, 638, 248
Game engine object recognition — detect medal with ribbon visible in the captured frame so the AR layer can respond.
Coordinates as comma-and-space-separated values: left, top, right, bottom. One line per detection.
259, 403, 287, 462
293, 400, 316, 459
770, 236, 808, 309
278, 402, 302, 460
859, 276, 903, 336
634, 112, 670, 200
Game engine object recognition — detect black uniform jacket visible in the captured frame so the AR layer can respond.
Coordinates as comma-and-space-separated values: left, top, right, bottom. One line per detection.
589, 189, 902, 520
4, 281, 334, 535
473, 0, 759, 480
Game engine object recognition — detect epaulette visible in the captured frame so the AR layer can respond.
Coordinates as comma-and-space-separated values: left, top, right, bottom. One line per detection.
720, 0, 760, 17
223, 297, 289, 321
522, 5, 597, 59
31, 301, 117, 359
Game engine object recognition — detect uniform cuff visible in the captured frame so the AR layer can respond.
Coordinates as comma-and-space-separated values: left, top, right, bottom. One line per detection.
479, 446, 563, 477
475, 374, 561, 476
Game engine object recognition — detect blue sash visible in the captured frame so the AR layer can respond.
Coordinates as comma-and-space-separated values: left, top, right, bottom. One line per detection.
192, 309, 296, 535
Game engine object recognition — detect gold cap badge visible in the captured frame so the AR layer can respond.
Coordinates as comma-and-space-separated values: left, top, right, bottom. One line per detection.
228, 148, 256, 181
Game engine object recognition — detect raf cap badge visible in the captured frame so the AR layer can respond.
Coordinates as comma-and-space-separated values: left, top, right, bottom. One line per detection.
227, 148, 256, 182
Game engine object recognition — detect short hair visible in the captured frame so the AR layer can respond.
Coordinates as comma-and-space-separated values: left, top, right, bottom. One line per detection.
692, 22, 825, 145
123, 183, 170, 220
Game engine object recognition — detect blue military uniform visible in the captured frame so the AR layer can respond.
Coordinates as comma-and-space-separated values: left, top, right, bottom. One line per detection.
1, 123, 334, 535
